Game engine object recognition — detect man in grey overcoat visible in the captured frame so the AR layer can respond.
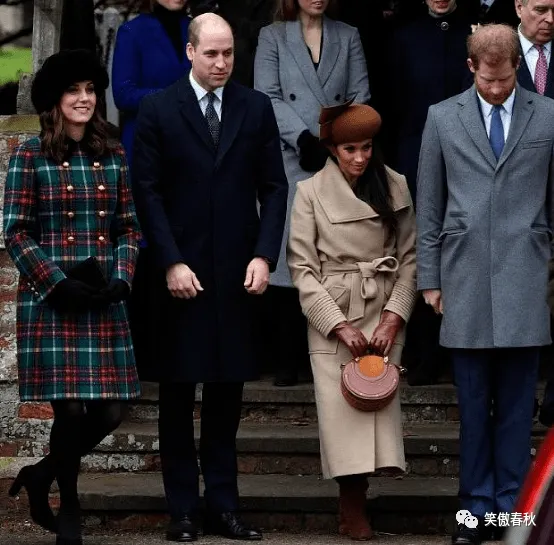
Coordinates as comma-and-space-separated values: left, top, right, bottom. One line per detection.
417, 24, 554, 545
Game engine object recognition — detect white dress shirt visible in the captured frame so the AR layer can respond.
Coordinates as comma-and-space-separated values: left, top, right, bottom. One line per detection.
477, 89, 515, 140
189, 71, 224, 121
518, 27, 552, 81
481, 0, 495, 7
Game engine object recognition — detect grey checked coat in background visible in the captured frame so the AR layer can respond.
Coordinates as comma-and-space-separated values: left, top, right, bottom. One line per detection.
254, 16, 371, 287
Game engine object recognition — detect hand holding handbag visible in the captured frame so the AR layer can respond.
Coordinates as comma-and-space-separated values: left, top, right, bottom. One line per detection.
340, 354, 406, 412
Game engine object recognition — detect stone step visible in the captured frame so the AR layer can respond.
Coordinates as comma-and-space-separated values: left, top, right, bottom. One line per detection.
128, 380, 469, 423
75, 421, 545, 477
70, 473, 459, 535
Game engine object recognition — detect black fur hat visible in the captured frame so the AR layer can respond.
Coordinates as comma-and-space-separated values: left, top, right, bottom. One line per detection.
31, 49, 109, 115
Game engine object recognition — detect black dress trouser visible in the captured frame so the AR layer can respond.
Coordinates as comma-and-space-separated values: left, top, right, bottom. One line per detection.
159, 381, 244, 519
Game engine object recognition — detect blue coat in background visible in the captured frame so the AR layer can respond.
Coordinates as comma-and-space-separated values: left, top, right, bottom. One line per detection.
112, 13, 192, 168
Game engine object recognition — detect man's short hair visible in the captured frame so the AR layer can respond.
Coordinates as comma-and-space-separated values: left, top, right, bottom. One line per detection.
467, 24, 520, 69
188, 14, 233, 49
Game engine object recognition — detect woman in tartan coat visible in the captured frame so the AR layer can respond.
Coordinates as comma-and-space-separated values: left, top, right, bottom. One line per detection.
3, 50, 141, 545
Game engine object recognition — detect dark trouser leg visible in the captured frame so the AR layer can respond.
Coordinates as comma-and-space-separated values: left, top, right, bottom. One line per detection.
541, 379, 554, 417
159, 382, 199, 519
452, 349, 494, 517
269, 286, 310, 385
200, 382, 244, 513
492, 347, 539, 514
405, 295, 444, 385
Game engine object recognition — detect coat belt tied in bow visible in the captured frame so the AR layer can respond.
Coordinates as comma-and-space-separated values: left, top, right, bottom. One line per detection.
321, 257, 399, 321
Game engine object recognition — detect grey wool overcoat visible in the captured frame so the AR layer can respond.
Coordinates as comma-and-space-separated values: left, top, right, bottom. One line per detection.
417, 85, 554, 348
254, 16, 370, 286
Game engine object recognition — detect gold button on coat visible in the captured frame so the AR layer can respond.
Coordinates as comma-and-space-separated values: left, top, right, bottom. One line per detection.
67, 212, 75, 218
98, 185, 105, 191
66, 185, 74, 192
98, 210, 106, 217
93, 161, 101, 168
62, 161, 70, 168
67, 236, 75, 242
98, 236, 105, 242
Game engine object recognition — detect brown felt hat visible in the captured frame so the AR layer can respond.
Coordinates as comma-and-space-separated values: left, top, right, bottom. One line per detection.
319, 99, 382, 145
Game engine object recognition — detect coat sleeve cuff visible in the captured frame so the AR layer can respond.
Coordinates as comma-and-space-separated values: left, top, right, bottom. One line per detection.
305, 295, 347, 339
34, 268, 67, 304
384, 282, 417, 323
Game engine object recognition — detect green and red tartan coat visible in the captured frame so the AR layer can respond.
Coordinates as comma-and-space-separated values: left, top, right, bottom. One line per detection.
3, 137, 142, 401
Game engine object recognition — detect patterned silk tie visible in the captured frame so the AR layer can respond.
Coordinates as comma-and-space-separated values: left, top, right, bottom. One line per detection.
534, 44, 548, 95
205, 92, 220, 147
489, 105, 505, 161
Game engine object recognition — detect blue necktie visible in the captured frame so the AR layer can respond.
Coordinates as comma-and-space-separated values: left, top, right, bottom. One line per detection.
489, 105, 505, 160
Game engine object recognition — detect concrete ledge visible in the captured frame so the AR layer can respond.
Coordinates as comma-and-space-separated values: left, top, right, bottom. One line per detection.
0, 115, 40, 134
77, 473, 460, 514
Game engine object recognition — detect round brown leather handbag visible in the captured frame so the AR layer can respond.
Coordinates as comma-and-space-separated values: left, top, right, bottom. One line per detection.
340, 354, 406, 412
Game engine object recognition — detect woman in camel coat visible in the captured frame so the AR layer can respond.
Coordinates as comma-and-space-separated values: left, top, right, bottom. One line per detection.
287, 102, 416, 540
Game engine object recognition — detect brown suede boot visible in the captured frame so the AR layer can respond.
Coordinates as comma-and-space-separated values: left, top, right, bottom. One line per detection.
337, 475, 373, 541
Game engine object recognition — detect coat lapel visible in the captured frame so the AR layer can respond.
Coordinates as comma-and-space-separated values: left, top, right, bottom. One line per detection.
496, 86, 534, 170
285, 20, 327, 106
457, 87, 497, 170
517, 53, 536, 93
545, 51, 554, 97
314, 161, 412, 224
215, 81, 246, 169
317, 17, 340, 89
314, 160, 379, 223
178, 78, 216, 155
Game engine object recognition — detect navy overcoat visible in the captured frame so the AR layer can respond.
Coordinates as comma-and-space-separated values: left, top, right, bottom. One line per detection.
132, 77, 288, 382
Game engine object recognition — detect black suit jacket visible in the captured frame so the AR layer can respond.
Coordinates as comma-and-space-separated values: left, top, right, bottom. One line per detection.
132, 78, 288, 382
517, 43, 554, 98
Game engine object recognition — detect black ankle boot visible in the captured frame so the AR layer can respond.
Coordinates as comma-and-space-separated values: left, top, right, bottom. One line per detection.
56, 502, 83, 545
9, 464, 57, 532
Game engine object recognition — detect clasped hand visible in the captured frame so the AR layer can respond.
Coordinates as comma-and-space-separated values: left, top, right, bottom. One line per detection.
333, 311, 405, 358
47, 277, 129, 313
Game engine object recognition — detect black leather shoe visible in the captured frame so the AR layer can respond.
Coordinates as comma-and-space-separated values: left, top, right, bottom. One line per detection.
56, 503, 83, 545
492, 526, 507, 541
204, 512, 262, 540
452, 524, 482, 545
166, 515, 198, 542
9, 464, 57, 532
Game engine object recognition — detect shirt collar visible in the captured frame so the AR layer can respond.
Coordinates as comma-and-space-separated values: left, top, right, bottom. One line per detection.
477, 88, 516, 118
189, 71, 224, 103
518, 25, 552, 56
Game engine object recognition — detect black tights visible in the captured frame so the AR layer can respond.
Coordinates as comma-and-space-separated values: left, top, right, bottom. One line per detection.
41, 400, 126, 506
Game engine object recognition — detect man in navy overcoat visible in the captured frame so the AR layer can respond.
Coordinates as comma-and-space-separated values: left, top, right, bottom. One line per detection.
132, 13, 287, 542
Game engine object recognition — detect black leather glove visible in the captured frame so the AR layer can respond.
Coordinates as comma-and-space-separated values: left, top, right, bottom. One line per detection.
297, 130, 329, 172
101, 279, 130, 304
47, 278, 107, 313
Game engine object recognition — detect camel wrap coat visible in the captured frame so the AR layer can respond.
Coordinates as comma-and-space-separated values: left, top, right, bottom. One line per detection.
287, 160, 416, 478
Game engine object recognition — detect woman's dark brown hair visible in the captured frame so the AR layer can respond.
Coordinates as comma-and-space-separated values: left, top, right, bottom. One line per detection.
274, 0, 338, 21
330, 139, 397, 237
39, 98, 113, 163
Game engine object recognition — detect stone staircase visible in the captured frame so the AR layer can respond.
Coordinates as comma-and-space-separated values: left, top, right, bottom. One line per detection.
1, 379, 547, 536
